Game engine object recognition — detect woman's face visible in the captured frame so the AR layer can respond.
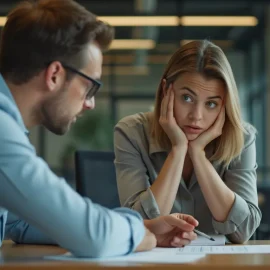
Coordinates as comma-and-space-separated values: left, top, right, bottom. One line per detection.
171, 72, 226, 141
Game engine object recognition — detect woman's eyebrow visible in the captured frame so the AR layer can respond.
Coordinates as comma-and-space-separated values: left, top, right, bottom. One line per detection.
179, 87, 197, 96
207, 96, 222, 100
179, 87, 222, 100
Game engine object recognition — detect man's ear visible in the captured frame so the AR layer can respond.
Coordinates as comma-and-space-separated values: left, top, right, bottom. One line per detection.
45, 61, 65, 92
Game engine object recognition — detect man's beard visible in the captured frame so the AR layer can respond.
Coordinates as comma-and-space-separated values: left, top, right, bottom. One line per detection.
41, 89, 73, 135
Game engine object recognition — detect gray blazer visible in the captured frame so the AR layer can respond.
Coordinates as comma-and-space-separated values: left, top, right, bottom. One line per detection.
114, 112, 262, 243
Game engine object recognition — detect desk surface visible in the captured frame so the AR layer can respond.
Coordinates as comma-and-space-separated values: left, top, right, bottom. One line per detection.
1, 240, 270, 270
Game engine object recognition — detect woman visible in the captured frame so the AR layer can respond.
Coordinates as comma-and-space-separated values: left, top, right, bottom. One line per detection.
114, 40, 261, 244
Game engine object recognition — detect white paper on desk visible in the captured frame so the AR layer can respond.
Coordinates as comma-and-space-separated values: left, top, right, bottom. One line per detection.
45, 248, 205, 264
177, 245, 270, 254
190, 234, 225, 246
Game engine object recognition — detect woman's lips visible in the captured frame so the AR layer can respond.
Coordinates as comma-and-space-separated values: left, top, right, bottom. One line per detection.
183, 125, 203, 134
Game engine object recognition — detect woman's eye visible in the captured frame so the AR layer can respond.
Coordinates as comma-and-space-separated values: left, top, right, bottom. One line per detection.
182, 94, 192, 102
206, 101, 217, 109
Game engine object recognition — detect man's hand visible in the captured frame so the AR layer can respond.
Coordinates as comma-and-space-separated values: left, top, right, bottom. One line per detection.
135, 227, 157, 252
144, 213, 199, 247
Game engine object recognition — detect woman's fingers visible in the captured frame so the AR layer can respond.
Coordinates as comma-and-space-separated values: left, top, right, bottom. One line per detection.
160, 93, 167, 119
167, 84, 174, 120
219, 106, 226, 127
159, 84, 188, 147
210, 105, 225, 138
160, 84, 172, 119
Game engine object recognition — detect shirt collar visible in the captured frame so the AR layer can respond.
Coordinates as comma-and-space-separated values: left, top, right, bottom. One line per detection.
0, 74, 29, 134
149, 135, 168, 155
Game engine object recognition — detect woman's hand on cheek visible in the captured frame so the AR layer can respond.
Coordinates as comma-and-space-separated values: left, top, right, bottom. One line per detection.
159, 84, 188, 149
188, 106, 225, 157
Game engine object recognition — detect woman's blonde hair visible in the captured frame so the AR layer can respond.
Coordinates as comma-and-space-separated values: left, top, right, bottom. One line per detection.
151, 40, 245, 165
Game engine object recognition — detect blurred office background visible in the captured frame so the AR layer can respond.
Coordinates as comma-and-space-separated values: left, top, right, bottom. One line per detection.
1, 0, 270, 238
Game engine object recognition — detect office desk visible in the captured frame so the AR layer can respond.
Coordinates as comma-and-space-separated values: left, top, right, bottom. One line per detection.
1, 240, 270, 270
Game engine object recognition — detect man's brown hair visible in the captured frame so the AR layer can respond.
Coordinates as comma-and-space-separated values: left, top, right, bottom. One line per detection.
0, 0, 114, 84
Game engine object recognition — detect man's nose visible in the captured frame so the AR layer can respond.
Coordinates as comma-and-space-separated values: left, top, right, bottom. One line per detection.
84, 96, 95, 110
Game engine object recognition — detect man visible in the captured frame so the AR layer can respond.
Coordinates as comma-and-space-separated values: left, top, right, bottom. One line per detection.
0, 0, 198, 257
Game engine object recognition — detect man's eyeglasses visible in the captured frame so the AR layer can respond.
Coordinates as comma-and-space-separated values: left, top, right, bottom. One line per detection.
62, 64, 102, 100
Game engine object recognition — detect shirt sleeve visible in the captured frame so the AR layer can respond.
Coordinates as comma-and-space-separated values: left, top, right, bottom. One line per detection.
114, 121, 160, 219
212, 126, 262, 243
5, 212, 56, 244
0, 110, 145, 257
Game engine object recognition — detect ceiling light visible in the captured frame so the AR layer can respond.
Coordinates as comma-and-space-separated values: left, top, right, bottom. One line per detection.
0, 17, 6, 26
0, 16, 258, 28
180, 16, 257, 26
110, 39, 155, 50
99, 16, 179, 26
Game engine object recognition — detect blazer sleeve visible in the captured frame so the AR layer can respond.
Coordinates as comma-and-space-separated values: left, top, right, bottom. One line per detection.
212, 126, 262, 243
114, 121, 160, 219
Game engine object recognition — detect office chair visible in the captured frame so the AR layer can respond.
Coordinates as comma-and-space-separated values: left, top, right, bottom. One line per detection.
257, 185, 270, 240
75, 150, 120, 209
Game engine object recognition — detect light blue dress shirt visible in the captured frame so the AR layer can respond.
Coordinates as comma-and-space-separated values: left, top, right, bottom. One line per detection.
0, 74, 145, 257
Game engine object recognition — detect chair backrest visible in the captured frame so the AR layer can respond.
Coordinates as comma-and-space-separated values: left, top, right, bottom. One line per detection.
256, 185, 270, 240
75, 150, 120, 209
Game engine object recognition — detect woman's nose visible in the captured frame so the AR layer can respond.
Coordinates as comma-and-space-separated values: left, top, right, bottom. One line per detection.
188, 105, 203, 121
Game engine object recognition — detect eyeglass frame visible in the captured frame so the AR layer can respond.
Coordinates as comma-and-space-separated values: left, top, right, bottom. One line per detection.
61, 63, 102, 100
